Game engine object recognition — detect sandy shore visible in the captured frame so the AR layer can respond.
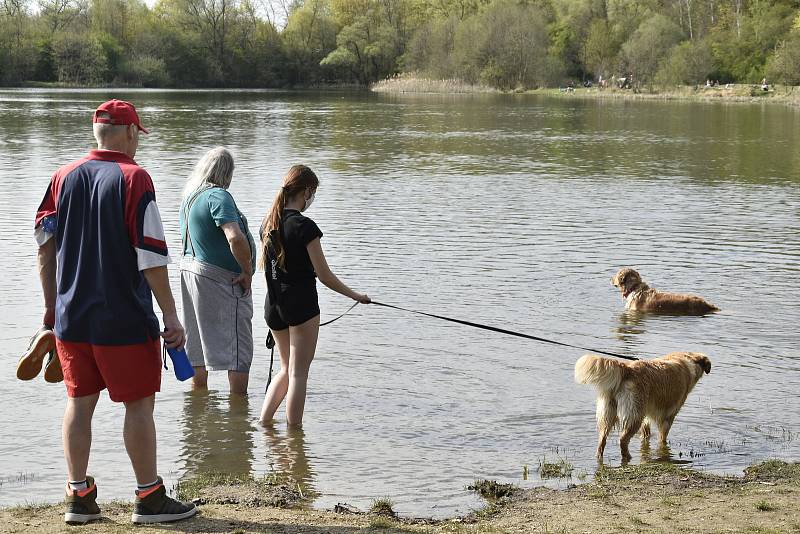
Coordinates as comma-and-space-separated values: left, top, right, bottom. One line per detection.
1, 460, 797, 533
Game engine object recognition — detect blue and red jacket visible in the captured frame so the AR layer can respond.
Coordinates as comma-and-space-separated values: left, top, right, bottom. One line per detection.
35, 150, 170, 346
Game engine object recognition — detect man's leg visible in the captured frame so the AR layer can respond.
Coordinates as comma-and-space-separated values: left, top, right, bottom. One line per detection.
63, 393, 100, 482
123, 395, 157, 484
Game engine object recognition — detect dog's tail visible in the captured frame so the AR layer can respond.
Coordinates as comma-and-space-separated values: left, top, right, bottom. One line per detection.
574, 354, 626, 393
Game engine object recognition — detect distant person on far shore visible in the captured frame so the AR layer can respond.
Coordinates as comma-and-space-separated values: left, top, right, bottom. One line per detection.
761, 77, 769, 91
34, 99, 196, 525
179, 147, 256, 395
259, 165, 371, 426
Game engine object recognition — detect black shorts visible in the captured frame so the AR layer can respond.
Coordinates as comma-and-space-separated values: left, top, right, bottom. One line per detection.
266, 284, 320, 330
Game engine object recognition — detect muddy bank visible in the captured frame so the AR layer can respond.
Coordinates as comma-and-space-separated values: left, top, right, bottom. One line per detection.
1, 460, 797, 533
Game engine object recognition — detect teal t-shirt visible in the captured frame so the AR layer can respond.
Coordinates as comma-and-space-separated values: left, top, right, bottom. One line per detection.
180, 187, 256, 274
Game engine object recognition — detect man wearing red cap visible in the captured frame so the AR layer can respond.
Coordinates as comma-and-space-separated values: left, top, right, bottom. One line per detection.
35, 99, 197, 524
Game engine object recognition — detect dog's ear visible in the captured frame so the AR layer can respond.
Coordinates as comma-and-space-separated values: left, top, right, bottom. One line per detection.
700, 357, 711, 374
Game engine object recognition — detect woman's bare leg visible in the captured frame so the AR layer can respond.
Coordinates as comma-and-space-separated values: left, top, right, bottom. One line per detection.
192, 366, 208, 390
259, 328, 291, 424
286, 315, 320, 426
228, 371, 249, 395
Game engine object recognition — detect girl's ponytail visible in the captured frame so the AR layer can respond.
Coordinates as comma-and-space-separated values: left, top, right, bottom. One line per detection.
259, 165, 319, 271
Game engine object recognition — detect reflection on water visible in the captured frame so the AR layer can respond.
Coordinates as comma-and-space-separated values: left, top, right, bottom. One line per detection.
262, 424, 317, 501
0, 89, 797, 517
613, 311, 649, 341
181, 391, 254, 478
639, 441, 692, 466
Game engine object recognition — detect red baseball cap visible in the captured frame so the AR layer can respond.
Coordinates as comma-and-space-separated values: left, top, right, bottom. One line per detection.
92, 99, 149, 134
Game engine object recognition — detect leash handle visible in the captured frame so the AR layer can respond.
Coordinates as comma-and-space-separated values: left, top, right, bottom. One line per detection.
371, 301, 639, 361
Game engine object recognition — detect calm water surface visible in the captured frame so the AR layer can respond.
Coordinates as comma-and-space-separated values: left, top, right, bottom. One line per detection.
0, 89, 798, 517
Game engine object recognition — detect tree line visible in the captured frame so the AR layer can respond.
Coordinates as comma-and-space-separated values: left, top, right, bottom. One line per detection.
1, 0, 799, 89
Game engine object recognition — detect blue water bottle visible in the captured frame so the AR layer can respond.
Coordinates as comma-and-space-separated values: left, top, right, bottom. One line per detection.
165, 345, 195, 381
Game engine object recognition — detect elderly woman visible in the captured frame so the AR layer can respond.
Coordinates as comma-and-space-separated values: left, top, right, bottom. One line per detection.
179, 147, 256, 394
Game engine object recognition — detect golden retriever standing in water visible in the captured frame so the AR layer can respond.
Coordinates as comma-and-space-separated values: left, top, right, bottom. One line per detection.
574, 352, 711, 461
612, 268, 719, 314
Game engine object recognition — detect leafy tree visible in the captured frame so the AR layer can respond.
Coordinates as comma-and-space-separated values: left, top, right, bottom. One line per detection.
582, 18, 620, 80
452, 0, 561, 89
766, 31, 800, 85
710, 2, 794, 82
283, 0, 337, 83
656, 39, 713, 85
620, 14, 683, 86
53, 32, 107, 83
117, 55, 170, 86
322, 0, 399, 84
39, 0, 86, 32
33, 37, 57, 81
403, 15, 458, 77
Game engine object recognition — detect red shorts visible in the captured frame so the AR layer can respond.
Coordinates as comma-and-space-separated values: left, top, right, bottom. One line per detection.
56, 338, 161, 402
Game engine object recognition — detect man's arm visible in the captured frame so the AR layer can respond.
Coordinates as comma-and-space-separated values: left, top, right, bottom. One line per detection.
142, 266, 185, 349
38, 239, 56, 328
220, 222, 253, 294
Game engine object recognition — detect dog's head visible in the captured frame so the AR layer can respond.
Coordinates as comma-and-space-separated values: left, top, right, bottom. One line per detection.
612, 268, 644, 299
686, 352, 712, 375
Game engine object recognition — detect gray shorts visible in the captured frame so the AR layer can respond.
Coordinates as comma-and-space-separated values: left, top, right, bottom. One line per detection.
180, 257, 254, 373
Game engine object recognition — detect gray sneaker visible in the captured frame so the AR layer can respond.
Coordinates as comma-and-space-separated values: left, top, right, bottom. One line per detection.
131, 477, 197, 524
64, 476, 102, 525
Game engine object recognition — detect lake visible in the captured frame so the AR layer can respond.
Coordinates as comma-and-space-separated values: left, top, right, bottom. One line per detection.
0, 89, 798, 517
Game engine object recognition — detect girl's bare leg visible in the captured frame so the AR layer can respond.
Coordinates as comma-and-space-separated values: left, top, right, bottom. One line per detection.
259, 328, 291, 424
285, 316, 320, 426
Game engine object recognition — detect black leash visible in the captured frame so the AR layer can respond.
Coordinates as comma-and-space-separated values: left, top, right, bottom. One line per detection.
265, 299, 638, 393
320, 301, 360, 327
265, 302, 361, 392
371, 301, 639, 361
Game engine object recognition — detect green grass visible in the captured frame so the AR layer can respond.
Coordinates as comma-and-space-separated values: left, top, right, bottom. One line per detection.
754, 500, 777, 512
537, 457, 574, 479
594, 461, 681, 483
174, 472, 254, 500
369, 497, 397, 518
745, 460, 800, 482
466, 480, 518, 500
173, 471, 305, 508
368, 515, 398, 529
6, 501, 53, 515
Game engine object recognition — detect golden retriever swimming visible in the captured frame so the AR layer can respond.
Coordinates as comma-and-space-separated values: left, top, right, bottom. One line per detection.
612, 268, 719, 315
575, 352, 711, 461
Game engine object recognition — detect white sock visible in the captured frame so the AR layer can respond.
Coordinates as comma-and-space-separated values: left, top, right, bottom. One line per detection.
68, 479, 88, 491
137, 479, 160, 492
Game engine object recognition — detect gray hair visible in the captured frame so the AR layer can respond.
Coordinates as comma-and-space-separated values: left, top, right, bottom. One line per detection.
93, 112, 128, 143
183, 147, 235, 198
